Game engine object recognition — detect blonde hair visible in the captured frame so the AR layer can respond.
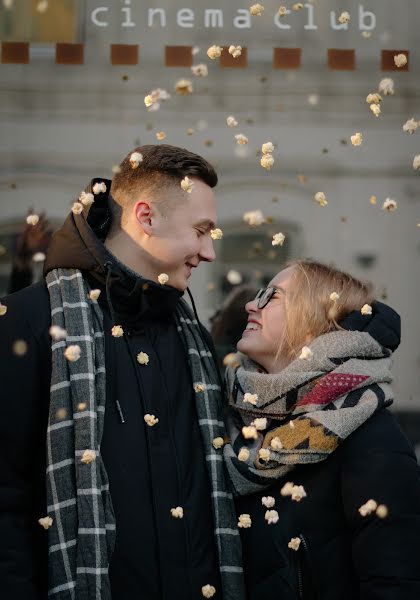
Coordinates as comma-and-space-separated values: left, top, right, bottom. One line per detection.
280, 259, 375, 360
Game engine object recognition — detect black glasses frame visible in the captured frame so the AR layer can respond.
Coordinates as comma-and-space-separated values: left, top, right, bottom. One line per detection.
254, 287, 279, 309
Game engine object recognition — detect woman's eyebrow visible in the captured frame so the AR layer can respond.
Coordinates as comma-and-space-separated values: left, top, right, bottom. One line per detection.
274, 286, 286, 294
194, 219, 216, 231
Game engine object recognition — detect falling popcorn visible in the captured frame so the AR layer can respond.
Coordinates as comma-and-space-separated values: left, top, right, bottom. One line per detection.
81, 449, 96, 464
278, 6, 287, 17
330, 292, 340, 302
212, 437, 225, 450
36, 1, 48, 13
191, 63, 208, 77
249, 3, 264, 16
92, 181, 106, 195
226, 115, 238, 128
72, 202, 84, 215
260, 154, 275, 170
413, 156, 420, 171
79, 191, 94, 208
129, 151, 143, 168
207, 45, 223, 60
361, 304, 372, 315
394, 53, 407, 68
0, 302, 8, 316
181, 176, 194, 193
314, 192, 327, 207
262, 496, 275, 508
226, 269, 243, 285
194, 383, 205, 393
281, 482, 295, 497
210, 228, 223, 240
137, 352, 150, 365
202, 584, 216, 598
370, 104, 381, 117
261, 142, 274, 155
175, 78, 193, 95
289, 421, 295, 429
299, 346, 313, 360
259, 448, 271, 461
291, 485, 307, 502
49, 325, 67, 341
376, 504, 389, 518
292, 3, 303, 11
89, 289, 101, 302
158, 273, 169, 285
265, 510, 279, 525
270, 437, 283, 450
78, 402, 87, 411
38, 516, 53, 530
13, 339, 28, 356
288, 537, 301, 551
238, 514, 252, 528
238, 447, 250, 461
351, 132, 363, 146
378, 78, 394, 96
403, 118, 418, 134
26, 214, 39, 226
156, 131, 166, 141
144, 94, 155, 108
170, 506, 184, 518
235, 134, 248, 145
242, 425, 258, 440
244, 392, 258, 406
370, 195, 377, 205
272, 232, 285, 246
56, 408, 67, 421
382, 198, 397, 212
366, 93, 382, 105
358, 498, 378, 517
144, 413, 159, 427
243, 209, 265, 226
112, 325, 124, 338
64, 345, 81, 362
252, 417, 267, 431
338, 11, 350, 24
229, 45, 242, 58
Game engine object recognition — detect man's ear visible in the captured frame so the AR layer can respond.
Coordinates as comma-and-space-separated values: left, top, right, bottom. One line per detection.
134, 201, 154, 235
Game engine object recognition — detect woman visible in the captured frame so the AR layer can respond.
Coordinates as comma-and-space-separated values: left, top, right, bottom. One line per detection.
223, 260, 420, 600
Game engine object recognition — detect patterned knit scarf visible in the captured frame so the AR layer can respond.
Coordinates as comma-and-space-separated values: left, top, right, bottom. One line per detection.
223, 329, 394, 496
46, 268, 245, 600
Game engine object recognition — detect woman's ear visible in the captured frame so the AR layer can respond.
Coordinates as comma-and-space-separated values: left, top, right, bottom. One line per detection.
134, 201, 153, 235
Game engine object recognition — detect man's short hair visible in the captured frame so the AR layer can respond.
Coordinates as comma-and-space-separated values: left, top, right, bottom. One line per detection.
109, 144, 218, 226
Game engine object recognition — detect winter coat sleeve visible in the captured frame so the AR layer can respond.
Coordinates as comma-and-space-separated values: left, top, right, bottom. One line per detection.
341, 410, 420, 600
0, 286, 51, 599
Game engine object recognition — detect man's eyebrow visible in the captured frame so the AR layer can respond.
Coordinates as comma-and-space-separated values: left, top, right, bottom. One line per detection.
194, 219, 216, 230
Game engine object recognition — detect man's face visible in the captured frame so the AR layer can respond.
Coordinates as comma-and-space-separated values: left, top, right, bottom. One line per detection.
143, 178, 217, 291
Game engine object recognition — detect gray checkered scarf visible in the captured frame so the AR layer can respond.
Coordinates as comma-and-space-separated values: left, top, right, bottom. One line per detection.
223, 330, 394, 496
46, 268, 245, 600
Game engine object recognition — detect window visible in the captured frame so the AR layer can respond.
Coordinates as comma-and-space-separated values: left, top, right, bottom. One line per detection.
0, 0, 77, 43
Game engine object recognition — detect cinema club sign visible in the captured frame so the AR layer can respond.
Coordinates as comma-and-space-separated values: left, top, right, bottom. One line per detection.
90, 2, 377, 32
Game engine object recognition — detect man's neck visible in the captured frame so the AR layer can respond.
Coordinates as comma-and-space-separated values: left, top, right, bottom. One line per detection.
104, 230, 155, 281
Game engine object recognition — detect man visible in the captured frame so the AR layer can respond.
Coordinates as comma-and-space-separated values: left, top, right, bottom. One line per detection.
0, 145, 245, 600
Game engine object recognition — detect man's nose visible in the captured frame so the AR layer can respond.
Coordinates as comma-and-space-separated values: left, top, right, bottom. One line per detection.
199, 236, 216, 263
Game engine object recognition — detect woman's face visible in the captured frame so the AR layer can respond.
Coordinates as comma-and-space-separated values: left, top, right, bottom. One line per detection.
236, 267, 296, 372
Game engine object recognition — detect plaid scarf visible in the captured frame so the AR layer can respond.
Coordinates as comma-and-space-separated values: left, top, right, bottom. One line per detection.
223, 329, 394, 496
46, 268, 245, 600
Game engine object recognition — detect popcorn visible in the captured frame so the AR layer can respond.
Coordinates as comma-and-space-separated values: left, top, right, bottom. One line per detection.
242, 425, 258, 440
79, 191, 94, 207
26, 214, 39, 226
226, 270, 243, 285
292, 3, 303, 10
111, 325, 124, 338
261, 142, 274, 155
207, 45, 223, 60
299, 346, 313, 360
259, 448, 271, 462
361, 31, 372, 39
38, 516, 53, 530
358, 498, 378, 517
144, 94, 155, 108
330, 291, 340, 302
289, 421, 295, 429
370, 103, 381, 117
210, 228, 223, 240
170, 506, 184, 518
92, 181, 107, 195
238, 514, 252, 528
175, 78, 193, 95
229, 45, 242, 58
366, 93, 382, 104
202, 584, 216, 598
235, 134, 248, 145
291, 485, 307, 502
64, 345, 81, 362
212, 437, 225, 449
262, 496, 275, 508
194, 383, 205, 393
272, 232, 285, 246
249, 3, 264, 16
238, 447, 250, 461
49, 325, 67, 341
158, 273, 169, 285
280, 482, 295, 496
369, 195, 377, 205
338, 11, 350, 24
361, 304, 372, 315
72, 202, 84, 215
243, 209, 265, 226
252, 418, 267, 431
77, 402, 87, 411
243, 392, 258, 406
394, 53, 407, 68
156, 131, 166, 141
191, 63, 208, 77
382, 198, 397, 212
186, 128, 194, 135
376, 504, 389, 518
288, 537, 301, 551
181, 176, 194, 193
314, 192, 327, 207
36, 1, 48, 13
129, 151, 143, 168
265, 509, 279, 525
137, 352, 150, 365
307, 93, 319, 106
260, 154, 275, 170
226, 115, 238, 128
81, 449, 96, 464
89, 289, 101, 302
403, 118, 418, 134
413, 155, 420, 171
13, 340, 28, 356
0, 302, 8, 317
351, 132, 363, 146
278, 6, 287, 17
270, 436, 283, 450
378, 78, 394, 96
144, 413, 159, 427
56, 408, 67, 421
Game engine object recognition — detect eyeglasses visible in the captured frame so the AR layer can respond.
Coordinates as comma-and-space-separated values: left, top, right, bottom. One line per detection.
254, 287, 283, 309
